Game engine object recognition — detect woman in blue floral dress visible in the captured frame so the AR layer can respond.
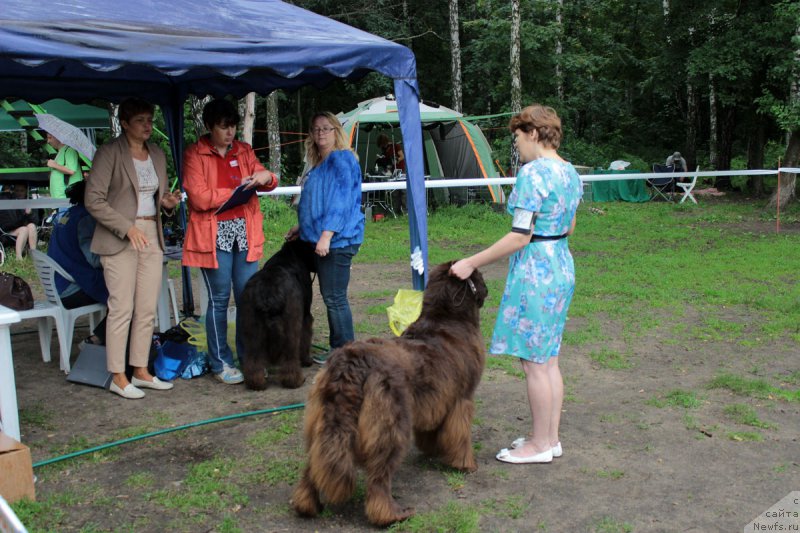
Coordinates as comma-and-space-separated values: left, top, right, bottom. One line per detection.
451, 104, 582, 464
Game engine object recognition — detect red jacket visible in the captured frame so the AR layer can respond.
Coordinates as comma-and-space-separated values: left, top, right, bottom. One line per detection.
182, 137, 277, 269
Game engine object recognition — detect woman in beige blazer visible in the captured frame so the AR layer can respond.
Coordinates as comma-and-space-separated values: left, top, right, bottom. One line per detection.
86, 98, 182, 399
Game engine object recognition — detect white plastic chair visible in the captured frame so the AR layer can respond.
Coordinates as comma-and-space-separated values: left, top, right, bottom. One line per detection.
676, 166, 700, 204
29, 249, 106, 373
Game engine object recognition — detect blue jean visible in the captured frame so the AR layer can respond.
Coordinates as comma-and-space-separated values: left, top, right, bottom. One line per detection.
201, 247, 258, 373
316, 243, 360, 349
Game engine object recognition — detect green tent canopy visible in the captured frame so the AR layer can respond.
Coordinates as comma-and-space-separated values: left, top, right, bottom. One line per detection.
338, 96, 505, 205
0, 99, 109, 131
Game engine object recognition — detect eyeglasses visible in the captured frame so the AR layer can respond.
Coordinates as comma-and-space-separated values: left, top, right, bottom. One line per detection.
311, 126, 335, 135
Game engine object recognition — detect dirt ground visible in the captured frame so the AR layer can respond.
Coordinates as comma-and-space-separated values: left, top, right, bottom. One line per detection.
7, 253, 800, 532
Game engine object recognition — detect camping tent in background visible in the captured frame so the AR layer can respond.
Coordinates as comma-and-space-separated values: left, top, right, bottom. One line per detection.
0, 0, 430, 294
339, 96, 505, 206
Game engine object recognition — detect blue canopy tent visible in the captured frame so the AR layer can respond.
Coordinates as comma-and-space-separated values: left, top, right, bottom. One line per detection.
0, 0, 430, 316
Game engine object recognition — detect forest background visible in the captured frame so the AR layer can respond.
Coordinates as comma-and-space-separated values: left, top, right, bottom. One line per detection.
1, 0, 799, 204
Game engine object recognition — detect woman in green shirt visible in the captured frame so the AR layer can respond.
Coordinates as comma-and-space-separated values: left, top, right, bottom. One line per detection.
46, 132, 82, 199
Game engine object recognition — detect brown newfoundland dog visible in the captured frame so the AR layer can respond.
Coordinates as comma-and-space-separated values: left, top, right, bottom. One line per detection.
291, 262, 488, 527
239, 239, 316, 389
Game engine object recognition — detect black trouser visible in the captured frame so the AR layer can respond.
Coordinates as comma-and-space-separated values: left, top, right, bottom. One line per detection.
60, 290, 107, 344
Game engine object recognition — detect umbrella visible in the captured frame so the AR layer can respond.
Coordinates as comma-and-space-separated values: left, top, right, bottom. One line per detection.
34, 113, 96, 160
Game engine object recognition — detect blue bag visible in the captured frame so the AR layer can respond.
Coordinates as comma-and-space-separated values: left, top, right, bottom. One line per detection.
153, 340, 208, 381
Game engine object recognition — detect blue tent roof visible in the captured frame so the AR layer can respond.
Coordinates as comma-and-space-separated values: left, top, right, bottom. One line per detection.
0, 0, 418, 102
0, 0, 429, 290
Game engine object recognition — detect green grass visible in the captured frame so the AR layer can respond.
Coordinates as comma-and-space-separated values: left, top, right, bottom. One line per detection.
588, 347, 632, 370
12, 199, 800, 531
18, 402, 54, 430
242, 457, 303, 486
708, 374, 800, 402
592, 515, 634, 533
148, 457, 248, 514
723, 403, 775, 429
727, 431, 764, 442
246, 411, 302, 448
646, 389, 703, 409
388, 501, 481, 532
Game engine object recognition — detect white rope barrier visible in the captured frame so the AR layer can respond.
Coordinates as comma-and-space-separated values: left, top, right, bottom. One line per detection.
261, 167, 796, 195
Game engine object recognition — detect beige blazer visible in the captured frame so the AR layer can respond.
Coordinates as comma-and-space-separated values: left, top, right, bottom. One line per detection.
85, 134, 169, 255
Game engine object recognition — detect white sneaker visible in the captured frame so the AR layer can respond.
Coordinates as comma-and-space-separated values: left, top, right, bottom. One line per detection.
214, 364, 244, 385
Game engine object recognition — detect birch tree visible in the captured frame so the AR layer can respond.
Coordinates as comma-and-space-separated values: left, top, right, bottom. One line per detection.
510, 0, 521, 114
266, 91, 282, 178
188, 95, 211, 139
555, 0, 564, 101
238, 92, 256, 146
449, 0, 462, 113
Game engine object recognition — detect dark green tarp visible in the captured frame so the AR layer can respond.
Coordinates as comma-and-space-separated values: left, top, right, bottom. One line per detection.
590, 170, 650, 202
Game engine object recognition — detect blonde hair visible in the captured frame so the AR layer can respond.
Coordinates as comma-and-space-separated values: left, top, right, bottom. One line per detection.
509, 104, 563, 149
304, 112, 353, 167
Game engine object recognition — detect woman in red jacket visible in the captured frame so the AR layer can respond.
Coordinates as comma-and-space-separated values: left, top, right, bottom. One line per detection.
182, 99, 278, 385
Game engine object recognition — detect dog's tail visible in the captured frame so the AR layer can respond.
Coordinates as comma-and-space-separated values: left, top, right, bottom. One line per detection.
305, 366, 362, 504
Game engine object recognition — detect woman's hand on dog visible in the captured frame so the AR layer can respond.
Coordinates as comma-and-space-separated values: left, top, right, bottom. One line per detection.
450, 259, 476, 280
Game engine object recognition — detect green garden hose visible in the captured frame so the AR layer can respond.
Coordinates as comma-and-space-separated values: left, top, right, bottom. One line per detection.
33, 402, 305, 468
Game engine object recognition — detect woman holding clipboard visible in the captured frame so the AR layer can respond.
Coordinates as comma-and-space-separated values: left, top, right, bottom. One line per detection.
182, 99, 278, 385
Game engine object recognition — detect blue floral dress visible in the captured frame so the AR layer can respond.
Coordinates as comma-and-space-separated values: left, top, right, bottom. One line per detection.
490, 158, 583, 363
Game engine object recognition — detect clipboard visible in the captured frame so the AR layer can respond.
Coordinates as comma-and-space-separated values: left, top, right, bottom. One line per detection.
215, 183, 256, 215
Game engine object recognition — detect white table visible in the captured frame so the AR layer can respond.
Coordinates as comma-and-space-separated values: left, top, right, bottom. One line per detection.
0, 305, 22, 441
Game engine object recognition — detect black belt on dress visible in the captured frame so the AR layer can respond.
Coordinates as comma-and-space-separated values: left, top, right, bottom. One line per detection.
530, 233, 568, 242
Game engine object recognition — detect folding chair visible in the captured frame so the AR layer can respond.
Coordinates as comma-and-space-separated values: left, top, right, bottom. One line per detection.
29, 249, 107, 373
676, 166, 700, 204
648, 164, 676, 202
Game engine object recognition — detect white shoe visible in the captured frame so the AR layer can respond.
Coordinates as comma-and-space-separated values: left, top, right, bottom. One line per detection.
511, 437, 563, 458
132, 376, 174, 390
496, 447, 553, 464
110, 382, 145, 399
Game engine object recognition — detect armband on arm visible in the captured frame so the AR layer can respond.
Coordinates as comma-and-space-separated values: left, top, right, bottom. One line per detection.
511, 208, 535, 234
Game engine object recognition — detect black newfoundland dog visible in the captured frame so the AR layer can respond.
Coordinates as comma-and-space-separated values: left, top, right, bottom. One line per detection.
239, 239, 316, 390
291, 262, 489, 526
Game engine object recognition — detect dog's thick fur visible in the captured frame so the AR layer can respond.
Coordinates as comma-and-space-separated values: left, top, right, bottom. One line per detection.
292, 262, 488, 526
239, 239, 316, 390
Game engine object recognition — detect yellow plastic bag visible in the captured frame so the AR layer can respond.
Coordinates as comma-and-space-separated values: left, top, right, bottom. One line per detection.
386, 289, 423, 336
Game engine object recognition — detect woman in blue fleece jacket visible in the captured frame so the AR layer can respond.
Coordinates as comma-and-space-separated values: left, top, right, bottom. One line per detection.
287, 112, 364, 362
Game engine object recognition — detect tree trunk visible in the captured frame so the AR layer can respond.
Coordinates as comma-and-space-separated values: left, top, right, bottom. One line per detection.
266, 91, 281, 178
510, 0, 521, 114
238, 92, 256, 146
709, 74, 718, 169
108, 102, 121, 138
685, 82, 698, 169
188, 95, 211, 139
555, 0, 564, 101
449, 0, 462, 113
510, 0, 522, 175
767, 131, 799, 209
18, 131, 27, 153
747, 115, 766, 196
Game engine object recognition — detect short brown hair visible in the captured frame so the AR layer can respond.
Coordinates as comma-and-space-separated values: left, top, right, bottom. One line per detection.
118, 98, 155, 123
509, 105, 562, 149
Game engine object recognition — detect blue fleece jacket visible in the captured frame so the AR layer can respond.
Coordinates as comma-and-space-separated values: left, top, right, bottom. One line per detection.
298, 150, 364, 248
